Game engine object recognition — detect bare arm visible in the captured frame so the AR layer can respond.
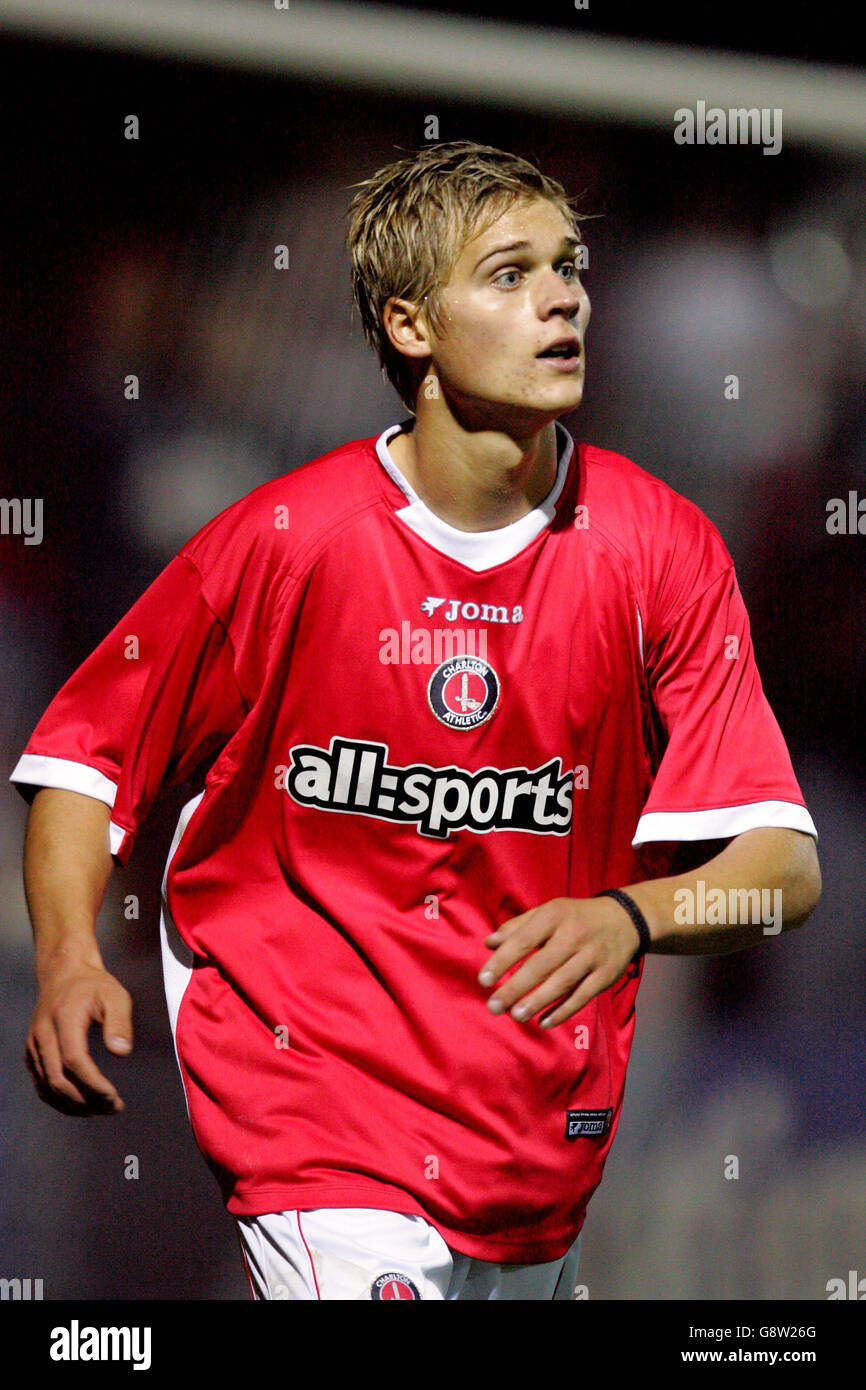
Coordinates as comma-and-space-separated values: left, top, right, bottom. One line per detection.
623, 826, 821, 952
23, 787, 133, 1114
479, 828, 822, 1027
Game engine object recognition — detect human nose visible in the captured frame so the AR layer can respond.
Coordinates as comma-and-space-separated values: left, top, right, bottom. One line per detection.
541, 269, 588, 329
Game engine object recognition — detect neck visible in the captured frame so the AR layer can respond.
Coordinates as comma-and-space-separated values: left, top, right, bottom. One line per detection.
388, 409, 560, 533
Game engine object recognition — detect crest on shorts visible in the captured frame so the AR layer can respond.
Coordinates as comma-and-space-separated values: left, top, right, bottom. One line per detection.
370, 1272, 421, 1300
428, 656, 500, 731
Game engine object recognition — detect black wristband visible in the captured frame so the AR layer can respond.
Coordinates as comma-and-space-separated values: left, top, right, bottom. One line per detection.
594, 888, 652, 965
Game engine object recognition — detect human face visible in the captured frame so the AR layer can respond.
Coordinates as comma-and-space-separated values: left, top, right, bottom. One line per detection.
424, 197, 590, 428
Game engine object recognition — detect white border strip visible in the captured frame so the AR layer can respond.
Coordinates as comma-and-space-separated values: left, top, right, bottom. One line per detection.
108, 821, 129, 858
0, 0, 863, 154
633, 800, 818, 846
10, 752, 117, 806
159, 792, 204, 1124
10, 752, 132, 856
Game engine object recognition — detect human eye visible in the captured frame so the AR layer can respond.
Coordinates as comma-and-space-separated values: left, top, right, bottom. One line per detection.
557, 259, 580, 281
491, 267, 522, 288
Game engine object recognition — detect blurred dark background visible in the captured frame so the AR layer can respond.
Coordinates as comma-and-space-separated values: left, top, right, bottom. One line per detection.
1, 0, 864, 1299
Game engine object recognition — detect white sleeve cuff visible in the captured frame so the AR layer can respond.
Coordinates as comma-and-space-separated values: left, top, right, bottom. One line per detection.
633, 800, 818, 846
10, 753, 118, 805
10, 753, 130, 858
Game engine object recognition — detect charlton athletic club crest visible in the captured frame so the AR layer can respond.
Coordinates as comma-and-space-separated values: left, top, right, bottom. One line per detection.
428, 656, 500, 731
371, 1272, 422, 1300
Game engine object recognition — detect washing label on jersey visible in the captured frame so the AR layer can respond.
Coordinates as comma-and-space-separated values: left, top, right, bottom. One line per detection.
285, 736, 574, 839
565, 1108, 613, 1140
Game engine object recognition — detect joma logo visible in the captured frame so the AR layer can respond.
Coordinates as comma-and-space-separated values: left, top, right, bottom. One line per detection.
421, 597, 523, 623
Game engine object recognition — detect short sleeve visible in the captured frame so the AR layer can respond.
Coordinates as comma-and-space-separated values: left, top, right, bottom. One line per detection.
634, 564, 817, 846
10, 553, 249, 864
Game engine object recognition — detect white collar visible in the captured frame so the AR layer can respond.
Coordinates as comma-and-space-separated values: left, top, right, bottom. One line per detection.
374, 420, 574, 573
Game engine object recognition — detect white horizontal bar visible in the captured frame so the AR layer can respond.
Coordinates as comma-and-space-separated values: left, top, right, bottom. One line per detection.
1, 0, 864, 154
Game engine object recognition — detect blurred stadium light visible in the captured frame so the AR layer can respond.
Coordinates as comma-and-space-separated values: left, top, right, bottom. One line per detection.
0, 0, 865, 155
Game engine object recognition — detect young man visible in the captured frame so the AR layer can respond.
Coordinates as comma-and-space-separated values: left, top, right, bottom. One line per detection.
13, 141, 820, 1301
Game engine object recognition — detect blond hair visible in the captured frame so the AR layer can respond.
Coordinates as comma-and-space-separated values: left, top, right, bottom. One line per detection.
345, 141, 584, 410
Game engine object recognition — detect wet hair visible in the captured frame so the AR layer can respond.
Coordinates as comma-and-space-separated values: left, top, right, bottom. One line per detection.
346, 140, 583, 409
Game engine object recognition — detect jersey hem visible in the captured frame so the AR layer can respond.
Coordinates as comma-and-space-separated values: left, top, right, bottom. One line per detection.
225, 1184, 583, 1263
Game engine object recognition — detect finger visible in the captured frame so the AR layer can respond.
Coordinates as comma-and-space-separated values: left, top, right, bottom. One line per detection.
538, 971, 610, 1029
54, 1011, 124, 1109
487, 941, 589, 1016
479, 909, 561, 987
101, 987, 134, 1056
26, 1049, 96, 1117
25, 1028, 47, 1088
29, 1022, 90, 1109
485, 904, 537, 945
34, 1071, 118, 1117
485, 898, 569, 948
506, 956, 594, 1022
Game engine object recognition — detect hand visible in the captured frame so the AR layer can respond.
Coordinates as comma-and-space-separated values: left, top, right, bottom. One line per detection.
26, 962, 133, 1115
477, 896, 641, 1028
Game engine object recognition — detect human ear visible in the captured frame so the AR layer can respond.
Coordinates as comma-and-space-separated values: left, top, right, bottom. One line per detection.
382, 297, 434, 362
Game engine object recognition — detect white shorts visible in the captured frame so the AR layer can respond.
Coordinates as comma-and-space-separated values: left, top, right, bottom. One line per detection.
236, 1208, 582, 1301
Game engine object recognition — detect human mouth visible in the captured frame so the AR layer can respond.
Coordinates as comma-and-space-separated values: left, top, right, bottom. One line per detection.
537, 336, 581, 371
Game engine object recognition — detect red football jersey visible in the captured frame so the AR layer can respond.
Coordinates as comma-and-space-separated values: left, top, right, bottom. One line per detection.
11, 422, 816, 1262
